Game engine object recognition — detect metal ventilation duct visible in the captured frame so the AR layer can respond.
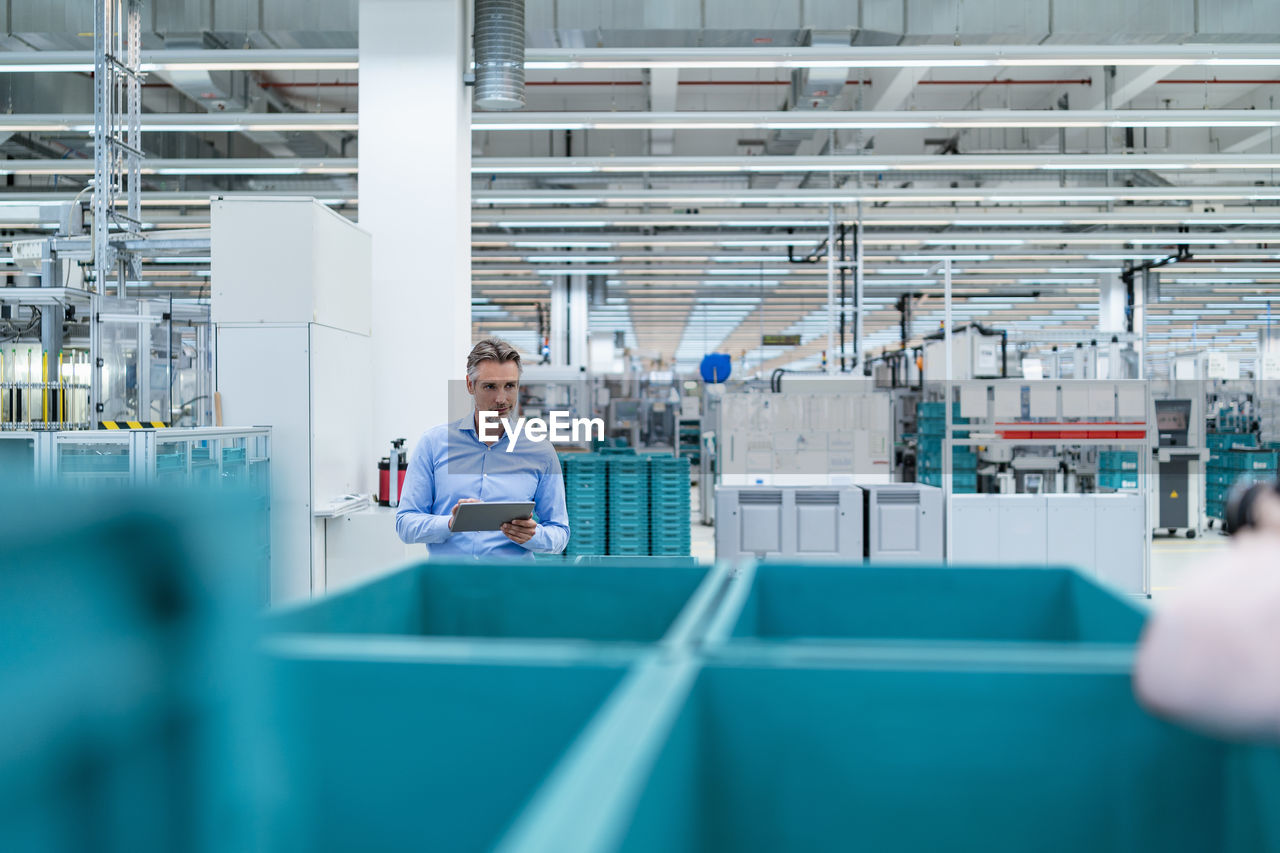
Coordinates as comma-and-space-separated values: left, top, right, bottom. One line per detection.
474, 0, 526, 111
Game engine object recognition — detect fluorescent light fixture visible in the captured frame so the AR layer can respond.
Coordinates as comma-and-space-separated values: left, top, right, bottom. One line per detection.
899, 254, 993, 261
719, 239, 823, 247
922, 238, 1027, 246
523, 255, 618, 263
472, 110, 1280, 133
512, 241, 614, 248
521, 45, 1280, 72
494, 222, 609, 229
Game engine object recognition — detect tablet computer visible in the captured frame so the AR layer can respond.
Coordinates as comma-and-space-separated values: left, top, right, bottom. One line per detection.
451, 501, 535, 533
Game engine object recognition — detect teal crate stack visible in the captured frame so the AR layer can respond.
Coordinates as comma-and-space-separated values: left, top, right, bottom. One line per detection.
559, 453, 607, 557
1205, 436, 1274, 521
648, 455, 691, 556
1099, 450, 1140, 491
606, 454, 650, 555
916, 401, 974, 492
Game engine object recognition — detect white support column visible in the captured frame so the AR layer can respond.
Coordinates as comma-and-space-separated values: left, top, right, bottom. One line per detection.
1098, 273, 1126, 333
568, 273, 589, 369
550, 276, 568, 367
360, 0, 471, 458
1099, 272, 1126, 379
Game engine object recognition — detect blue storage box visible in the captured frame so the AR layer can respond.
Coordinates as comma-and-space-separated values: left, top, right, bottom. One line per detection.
269, 560, 710, 644
269, 651, 629, 853
713, 564, 1145, 647
602, 662, 1280, 853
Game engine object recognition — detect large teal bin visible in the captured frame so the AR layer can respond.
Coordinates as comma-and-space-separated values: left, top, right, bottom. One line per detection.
270, 560, 710, 644
719, 564, 1144, 645
611, 662, 1280, 853
269, 650, 628, 853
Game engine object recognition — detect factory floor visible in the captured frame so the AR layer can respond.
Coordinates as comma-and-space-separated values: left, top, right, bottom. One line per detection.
687, 480, 1232, 606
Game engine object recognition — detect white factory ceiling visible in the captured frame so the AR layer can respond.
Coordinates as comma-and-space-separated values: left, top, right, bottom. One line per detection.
2, 0, 1280, 376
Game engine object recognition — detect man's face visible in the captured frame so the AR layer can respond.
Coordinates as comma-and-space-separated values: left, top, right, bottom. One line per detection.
467, 359, 520, 418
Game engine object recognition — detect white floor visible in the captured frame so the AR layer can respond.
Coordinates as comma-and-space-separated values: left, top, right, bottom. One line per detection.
688, 480, 1231, 605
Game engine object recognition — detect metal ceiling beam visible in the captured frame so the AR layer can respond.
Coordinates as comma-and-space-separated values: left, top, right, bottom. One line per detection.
473, 186, 1280, 204
473, 109, 1280, 130
0, 49, 357, 73
0, 157, 356, 175
472, 210, 1280, 227
5, 45, 1276, 74
0, 114, 357, 132
0, 109, 1273, 135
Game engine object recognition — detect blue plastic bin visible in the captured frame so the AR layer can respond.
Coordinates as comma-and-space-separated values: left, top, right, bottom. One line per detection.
269, 652, 628, 853
269, 560, 710, 644
718, 564, 1145, 646
608, 662, 1280, 853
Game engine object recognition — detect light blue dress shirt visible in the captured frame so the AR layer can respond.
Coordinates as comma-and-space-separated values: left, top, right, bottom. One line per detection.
395, 413, 570, 560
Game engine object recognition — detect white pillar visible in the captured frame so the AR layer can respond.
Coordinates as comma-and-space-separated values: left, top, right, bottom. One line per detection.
550, 276, 568, 367
1098, 273, 1126, 333
360, 0, 471, 457
568, 273, 589, 369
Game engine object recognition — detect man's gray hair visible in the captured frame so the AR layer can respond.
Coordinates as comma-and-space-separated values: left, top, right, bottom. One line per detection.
466, 337, 523, 380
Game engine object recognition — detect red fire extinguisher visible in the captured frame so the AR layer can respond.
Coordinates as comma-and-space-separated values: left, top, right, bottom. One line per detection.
378, 438, 407, 507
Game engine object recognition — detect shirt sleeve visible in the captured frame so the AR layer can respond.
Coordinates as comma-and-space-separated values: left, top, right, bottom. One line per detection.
520, 450, 570, 554
395, 432, 455, 545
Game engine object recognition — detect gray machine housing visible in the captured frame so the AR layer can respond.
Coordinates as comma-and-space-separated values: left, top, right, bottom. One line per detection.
715, 485, 863, 560
861, 483, 945, 563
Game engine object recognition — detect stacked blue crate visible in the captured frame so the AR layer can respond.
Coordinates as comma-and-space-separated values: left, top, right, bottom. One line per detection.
1205, 433, 1263, 520
648, 455, 691, 556
1099, 450, 1140, 491
916, 401, 973, 491
560, 453, 608, 557
606, 454, 650, 555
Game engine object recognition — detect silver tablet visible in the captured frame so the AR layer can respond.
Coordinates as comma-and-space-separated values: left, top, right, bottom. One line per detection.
451, 501, 535, 533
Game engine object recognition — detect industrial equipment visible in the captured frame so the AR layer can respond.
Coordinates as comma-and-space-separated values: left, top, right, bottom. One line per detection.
1153, 397, 1205, 538
715, 388, 892, 486
715, 485, 863, 560
949, 493, 1147, 596
861, 482, 944, 563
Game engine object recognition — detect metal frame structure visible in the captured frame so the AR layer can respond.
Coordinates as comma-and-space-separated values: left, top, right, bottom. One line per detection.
0, 425, 270, 488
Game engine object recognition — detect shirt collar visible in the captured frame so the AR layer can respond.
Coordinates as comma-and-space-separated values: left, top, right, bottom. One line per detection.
455, 411, 510, 447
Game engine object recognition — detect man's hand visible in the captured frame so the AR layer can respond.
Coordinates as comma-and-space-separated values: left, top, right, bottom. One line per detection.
448, 498, 481, 530
501, 517, 537, 545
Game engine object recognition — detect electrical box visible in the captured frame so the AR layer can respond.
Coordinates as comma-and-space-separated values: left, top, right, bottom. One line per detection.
715, 485, 863, 560
923, 329, 1004, 381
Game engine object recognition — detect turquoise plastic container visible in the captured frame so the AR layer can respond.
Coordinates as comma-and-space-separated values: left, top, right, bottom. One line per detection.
717, 564, 1145, 646
269, 560, 710, 644
609, 661, 1280, 853
269, 650, 628, 853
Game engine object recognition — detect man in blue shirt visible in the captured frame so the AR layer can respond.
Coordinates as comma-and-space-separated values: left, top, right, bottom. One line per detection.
396, 338, 570, 560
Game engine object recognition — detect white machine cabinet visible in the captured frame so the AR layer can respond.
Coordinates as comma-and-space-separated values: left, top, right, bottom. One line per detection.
715, 485, 863, 560
861, 483, 945, 563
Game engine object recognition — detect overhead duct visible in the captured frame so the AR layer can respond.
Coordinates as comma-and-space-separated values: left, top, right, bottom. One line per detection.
765, 31, 851, 157
474, 0, 526, 111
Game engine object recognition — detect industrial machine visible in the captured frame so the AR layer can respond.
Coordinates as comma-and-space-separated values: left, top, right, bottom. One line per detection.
950, 493, 1147, 596
861, 483, 944, 563
1153, 397, 1205, 538
715, 485, 863, 560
